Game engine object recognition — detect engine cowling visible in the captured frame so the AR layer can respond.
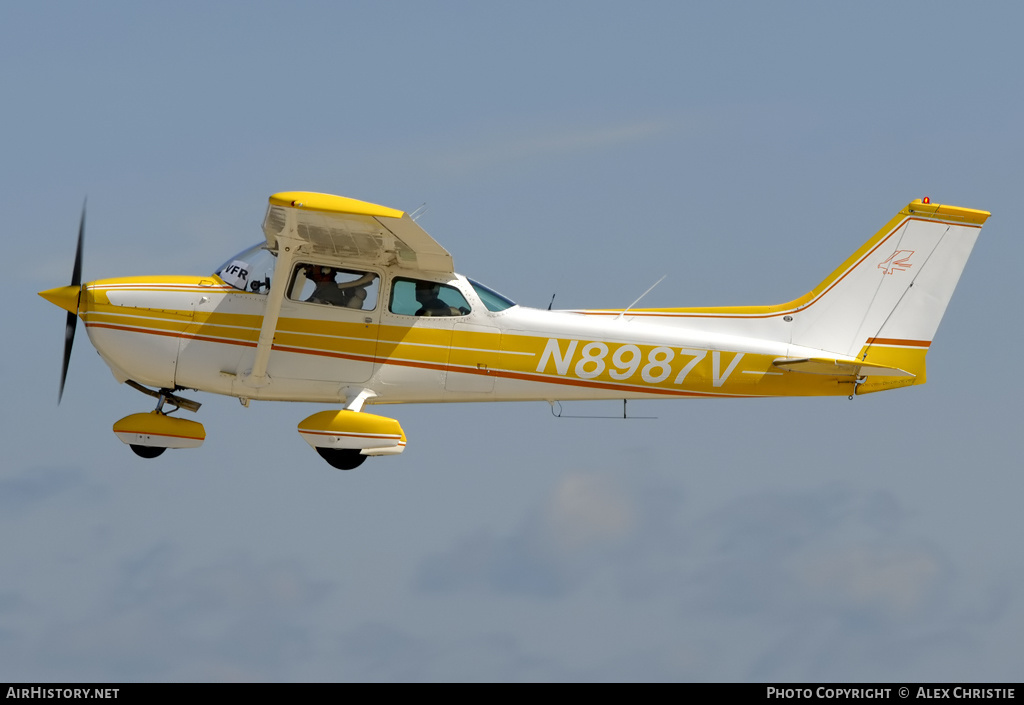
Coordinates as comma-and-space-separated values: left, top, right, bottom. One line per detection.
297, 410, 406, 456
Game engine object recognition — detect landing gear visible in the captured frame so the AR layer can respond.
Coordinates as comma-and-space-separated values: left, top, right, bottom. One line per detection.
130, 444, 166, 459
113, 383, 206, 459
316, 447, 367, 470
298, 409, 405, 470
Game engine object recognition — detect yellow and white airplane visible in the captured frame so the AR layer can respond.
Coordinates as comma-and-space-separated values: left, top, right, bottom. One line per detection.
39, 192, 988, 469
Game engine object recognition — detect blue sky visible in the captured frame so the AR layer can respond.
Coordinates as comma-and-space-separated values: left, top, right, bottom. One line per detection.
3, 1, 1023, 681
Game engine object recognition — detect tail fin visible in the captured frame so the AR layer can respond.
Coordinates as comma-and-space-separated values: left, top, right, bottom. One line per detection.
789, 199, 988, 389
584, 198, 987, 391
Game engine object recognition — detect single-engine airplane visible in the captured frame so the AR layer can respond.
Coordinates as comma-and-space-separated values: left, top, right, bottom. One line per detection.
40, 192, 988, 469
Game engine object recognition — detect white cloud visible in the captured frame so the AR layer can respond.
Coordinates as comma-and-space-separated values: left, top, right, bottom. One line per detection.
797, 544, 942, 617
541, 473, 634, 554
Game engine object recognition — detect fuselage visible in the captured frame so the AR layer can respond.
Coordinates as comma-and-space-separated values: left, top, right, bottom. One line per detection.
77, 270, 872, 407
37, 193, 986, 466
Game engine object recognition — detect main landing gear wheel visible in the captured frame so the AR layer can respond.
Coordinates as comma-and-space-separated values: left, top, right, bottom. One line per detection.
130, 444, 166, 459
316, 447, 367, 470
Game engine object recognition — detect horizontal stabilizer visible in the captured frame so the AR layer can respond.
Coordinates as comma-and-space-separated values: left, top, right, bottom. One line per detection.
773, 357, 915, 378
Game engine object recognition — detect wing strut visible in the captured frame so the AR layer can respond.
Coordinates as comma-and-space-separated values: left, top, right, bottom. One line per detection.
243, 239, 299, 388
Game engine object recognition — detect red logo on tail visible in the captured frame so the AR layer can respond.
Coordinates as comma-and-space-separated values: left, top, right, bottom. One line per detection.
878, 250, 914, 275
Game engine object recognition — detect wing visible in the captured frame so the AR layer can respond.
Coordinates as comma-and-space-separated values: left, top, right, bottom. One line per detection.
261, 192, 453, 274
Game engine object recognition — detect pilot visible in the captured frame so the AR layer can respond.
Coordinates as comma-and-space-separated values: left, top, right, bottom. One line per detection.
414, 281, 450, 316
306, 266, 349, 306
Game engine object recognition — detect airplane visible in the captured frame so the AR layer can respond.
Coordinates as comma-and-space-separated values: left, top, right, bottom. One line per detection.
39, 192, 988, 469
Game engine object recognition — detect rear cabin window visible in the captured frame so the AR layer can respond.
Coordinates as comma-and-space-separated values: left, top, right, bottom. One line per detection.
389, 278, 470, 317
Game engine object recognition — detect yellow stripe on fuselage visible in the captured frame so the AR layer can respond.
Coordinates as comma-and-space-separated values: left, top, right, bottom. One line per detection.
80, 278, 870, 400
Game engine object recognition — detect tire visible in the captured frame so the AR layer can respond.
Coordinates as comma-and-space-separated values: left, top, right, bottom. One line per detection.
315, 447, 367, 470
130, 444, 166, 459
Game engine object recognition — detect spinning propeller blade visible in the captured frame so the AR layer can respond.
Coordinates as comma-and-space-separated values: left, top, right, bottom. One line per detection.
59, 204, 85, 402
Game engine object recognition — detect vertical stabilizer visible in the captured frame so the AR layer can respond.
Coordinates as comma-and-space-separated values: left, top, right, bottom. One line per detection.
790, 200, 987, 383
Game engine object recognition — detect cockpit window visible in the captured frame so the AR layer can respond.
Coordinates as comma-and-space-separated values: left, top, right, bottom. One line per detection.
469, 279, 516, 312
215, 243, 277, 294
288, 263, 379, 310
390, 278, 470, 317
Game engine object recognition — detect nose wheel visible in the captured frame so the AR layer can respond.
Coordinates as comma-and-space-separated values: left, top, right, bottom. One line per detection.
114, 383, 206, 459
316, 447, 367, 470
130, 444, 166, 459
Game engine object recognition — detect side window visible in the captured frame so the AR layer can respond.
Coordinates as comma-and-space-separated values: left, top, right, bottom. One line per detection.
389, 278, 471, 317
288, 264, 379, 310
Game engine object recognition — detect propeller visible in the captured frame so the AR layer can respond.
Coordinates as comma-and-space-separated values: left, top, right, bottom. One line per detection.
59, 204, 85, 402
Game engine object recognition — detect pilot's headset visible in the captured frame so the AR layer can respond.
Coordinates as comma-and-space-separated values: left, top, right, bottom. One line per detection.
310, 266, 335, 282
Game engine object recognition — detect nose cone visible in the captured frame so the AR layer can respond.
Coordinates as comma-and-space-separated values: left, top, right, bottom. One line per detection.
39, 285, 81, 315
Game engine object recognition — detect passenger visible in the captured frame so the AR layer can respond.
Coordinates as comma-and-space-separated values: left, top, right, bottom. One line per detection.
345, 286, 368, 309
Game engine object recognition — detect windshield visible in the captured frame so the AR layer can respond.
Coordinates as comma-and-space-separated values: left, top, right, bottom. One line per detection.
469, 279, 516, 312
215, 243, 277, 293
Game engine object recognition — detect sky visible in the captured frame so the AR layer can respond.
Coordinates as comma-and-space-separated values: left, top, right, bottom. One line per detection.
2, 1, 1023, 682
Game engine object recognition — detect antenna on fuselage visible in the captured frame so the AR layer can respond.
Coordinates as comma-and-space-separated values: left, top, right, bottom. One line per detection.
547, 293, 556, 310
615, 274, 666, 320
409, 203, 429, 222
548, 399, 656, 420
